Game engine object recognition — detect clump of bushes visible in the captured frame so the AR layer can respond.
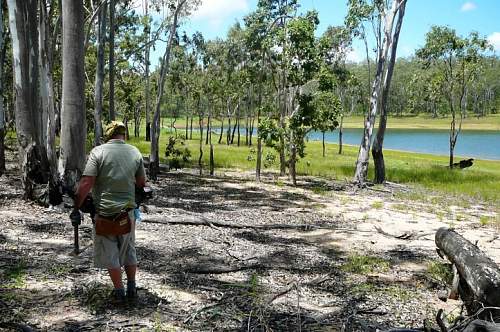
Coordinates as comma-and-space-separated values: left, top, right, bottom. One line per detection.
165, 137, 191, 170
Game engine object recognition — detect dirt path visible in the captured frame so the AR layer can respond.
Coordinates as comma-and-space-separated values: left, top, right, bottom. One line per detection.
0, 164, 498, 331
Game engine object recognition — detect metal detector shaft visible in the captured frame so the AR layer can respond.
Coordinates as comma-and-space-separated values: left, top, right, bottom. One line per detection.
73, 224, 80, 254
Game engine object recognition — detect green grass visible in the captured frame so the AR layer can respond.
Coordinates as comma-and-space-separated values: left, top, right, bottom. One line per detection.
1, 261, 27, 289
371, 201, 384, 209
126, 122, 500, 205
427, 261, 453, 285
341, 254, 391, 274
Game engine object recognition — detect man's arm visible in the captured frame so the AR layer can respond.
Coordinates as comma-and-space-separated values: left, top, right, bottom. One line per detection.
74, 176, 96, 210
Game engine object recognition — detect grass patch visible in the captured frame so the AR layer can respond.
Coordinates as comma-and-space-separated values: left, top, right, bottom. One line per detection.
479, 215, 500, 227
1, 260, 27, 289
427, 261, 453, 285
351, 282, 376, 296
76, 282, 112, 314
48, 263, 72, 277
341, 254, 391, 274
311, 186, 329, 195
371, 201, 384, 209
384, 285, 412, 301
391, 203, 408, 211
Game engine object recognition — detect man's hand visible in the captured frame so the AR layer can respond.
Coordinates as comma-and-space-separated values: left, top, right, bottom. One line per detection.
70, 209, 82, 227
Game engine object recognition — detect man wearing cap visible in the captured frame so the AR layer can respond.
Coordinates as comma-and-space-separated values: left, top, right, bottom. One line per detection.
72, 121, 146, 304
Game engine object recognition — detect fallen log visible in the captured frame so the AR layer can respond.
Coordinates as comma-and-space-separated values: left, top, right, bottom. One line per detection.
435, 228, 500, 313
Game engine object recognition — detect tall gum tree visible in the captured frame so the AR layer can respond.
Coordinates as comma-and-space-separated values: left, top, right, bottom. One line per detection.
149, 0, 199, 180
39, 0, 60, 201
0, 0, 6, 175
108, 0, 116, 121
59, 0, 86, 190
349, 0, 408, 185
371, 0, 406, 184
94, 1, 107, 146
7, 0, 51, 200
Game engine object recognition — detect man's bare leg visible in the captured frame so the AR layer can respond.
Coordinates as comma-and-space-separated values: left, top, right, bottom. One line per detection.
108, 267, 124, 289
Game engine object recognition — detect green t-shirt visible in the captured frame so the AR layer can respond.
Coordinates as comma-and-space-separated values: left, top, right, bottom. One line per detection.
83, 139, 145, 216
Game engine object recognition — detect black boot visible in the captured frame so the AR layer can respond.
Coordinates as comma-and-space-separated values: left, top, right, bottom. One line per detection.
109, 288, 126, 305
127, 280, 138, 302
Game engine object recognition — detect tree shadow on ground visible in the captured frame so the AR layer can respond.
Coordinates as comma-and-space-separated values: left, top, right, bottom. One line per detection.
149, 172, 316, 213
0, 170, 441, 331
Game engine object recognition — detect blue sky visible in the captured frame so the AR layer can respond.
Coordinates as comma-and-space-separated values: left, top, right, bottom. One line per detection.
149, 0, 500, 65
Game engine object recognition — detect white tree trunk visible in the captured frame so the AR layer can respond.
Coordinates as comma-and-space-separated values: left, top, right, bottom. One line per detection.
144, 0, 151, 141
0, 1, 5, 175
7, 0, 51, 200
108, 0, 116, 121
149, 0, 186, 180
372, 0, 407, 184
94, 2, 107, 146
59, 0, 86, 190
39, 0, 61, 203
353, 0, 401, 185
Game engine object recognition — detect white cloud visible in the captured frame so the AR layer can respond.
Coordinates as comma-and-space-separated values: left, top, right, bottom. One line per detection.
192, 0, 249, 23
488, 32, 500, 52
460, 2, 477, 12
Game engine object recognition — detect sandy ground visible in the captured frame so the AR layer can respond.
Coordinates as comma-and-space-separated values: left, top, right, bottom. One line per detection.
0, 160, 498, 331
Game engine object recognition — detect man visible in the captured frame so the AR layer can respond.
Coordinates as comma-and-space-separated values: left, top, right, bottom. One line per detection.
72, 121, 146, 304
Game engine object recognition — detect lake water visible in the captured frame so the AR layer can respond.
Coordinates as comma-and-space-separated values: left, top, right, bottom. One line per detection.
308, 128, 500, 160
191, 127, 500, 160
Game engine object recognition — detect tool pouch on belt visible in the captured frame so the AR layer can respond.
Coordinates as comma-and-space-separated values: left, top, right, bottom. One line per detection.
95, 211, 131, 236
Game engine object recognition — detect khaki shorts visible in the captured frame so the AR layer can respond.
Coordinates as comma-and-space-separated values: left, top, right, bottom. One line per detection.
93, 210, 137, 269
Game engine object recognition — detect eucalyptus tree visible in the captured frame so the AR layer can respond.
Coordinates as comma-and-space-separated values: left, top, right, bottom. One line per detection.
108, 0, 116, 121
93, 0, 107, 145
243, 7, 270, 181
39, 0, 61, 198
348, 0, 408, 185
284, 11, 322, 184
416, 26, 490, 168
59, 0, 86, 190
0, 0, 6, 175
149, 0, 199, 180
7, 0, 51, 199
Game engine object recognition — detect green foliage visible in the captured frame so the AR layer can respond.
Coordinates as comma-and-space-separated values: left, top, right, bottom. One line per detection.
165, 136, 191, 169
312, 92, 341, 133
258, 117, 283, 151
